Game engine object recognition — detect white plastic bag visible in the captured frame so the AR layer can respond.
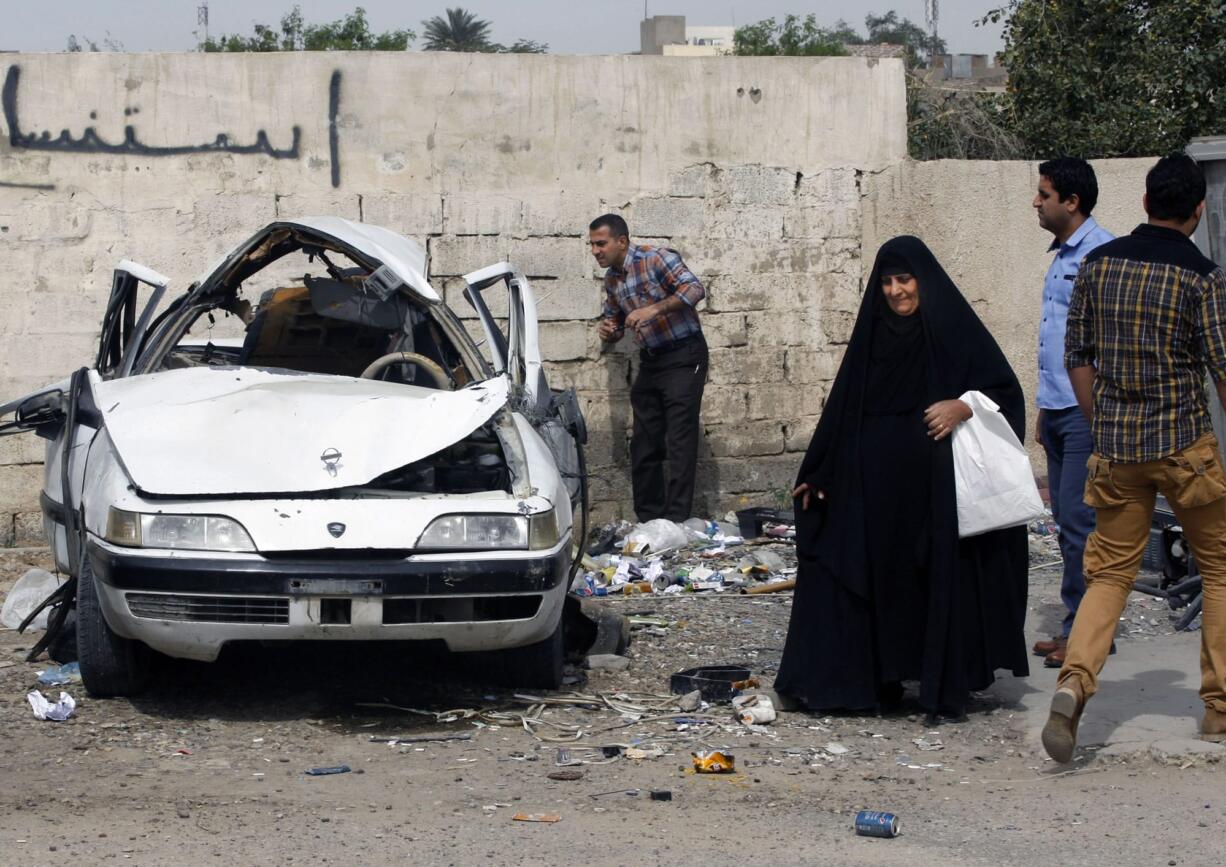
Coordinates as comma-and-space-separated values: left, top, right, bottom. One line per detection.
951, 391, 1046, 538
624, 519, 689, 555
1, 568, 64, 631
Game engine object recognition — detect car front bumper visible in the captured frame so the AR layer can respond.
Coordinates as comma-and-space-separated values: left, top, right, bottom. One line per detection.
86, 538, 570, 661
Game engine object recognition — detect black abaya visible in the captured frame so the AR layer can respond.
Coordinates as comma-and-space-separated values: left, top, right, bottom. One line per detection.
774, 236, 1030, 716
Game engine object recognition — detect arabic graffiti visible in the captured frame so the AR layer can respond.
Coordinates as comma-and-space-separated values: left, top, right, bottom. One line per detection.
329, 70, 342, 189
2, 64, 301, 161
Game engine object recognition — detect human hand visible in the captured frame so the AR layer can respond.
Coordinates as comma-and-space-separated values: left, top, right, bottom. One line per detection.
1035, 408, 1045, 447
597, 319, 623, 342
793, 482, 826, 511
924, 399, 973, 441
624, 303, 658, 333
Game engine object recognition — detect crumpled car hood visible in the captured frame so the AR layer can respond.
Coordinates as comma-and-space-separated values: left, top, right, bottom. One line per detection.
92, 368, 509, 496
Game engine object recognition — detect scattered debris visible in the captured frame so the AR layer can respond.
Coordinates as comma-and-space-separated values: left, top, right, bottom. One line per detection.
1, 569, 64, 631
547, 769, 584, 781
37, 661, 81, 686
27, 690, 75, 721
649, 790, 673, 801
512, 813, 562, 823
586, 653, 630, 673
670, 665, 753, 703
305, 765, 352, 776
733, 693, 777, 725
692, 750, 736, 773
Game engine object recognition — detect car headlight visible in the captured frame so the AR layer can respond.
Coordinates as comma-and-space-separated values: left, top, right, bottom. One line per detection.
417, 514, 528, 550
416, 512, 564, 551
106, 508, 257, 552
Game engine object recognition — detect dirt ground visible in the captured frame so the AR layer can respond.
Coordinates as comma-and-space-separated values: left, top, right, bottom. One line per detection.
0, 546, 1220, 866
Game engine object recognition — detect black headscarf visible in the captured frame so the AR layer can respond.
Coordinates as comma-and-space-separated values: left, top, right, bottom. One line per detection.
782, 235, 1029, 714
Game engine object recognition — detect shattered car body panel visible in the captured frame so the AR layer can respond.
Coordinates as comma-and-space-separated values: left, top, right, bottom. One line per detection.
0, 218, 587, 693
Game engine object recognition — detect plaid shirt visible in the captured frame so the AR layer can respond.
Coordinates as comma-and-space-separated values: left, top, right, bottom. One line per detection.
602, 245, 705, 350
1065, 224, 1226, 463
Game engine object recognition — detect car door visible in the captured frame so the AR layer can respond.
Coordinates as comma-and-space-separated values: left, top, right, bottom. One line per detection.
462, 263, 587, 526
0, 260, 169, 573
461, 263, 548, 414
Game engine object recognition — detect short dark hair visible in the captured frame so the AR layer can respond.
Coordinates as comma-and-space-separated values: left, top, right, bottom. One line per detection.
589, 213, 629, 239
1145, 154, 1206, 222
1038, 156, 1098, 216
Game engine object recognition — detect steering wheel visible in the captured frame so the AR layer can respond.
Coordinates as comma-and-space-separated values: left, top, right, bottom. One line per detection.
360, 352, 452, 389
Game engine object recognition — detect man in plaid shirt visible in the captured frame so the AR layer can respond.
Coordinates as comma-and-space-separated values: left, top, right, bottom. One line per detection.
589, 213, 708, 522
1043, 154, 1226, 762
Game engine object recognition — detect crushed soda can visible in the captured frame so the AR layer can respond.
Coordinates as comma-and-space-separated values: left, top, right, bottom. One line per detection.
691, 750, 736, 773
854, 810, 900, 838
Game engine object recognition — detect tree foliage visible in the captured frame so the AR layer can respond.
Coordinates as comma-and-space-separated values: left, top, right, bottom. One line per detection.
420, 7, 547, 53
864, 10, 945, 66
734, 10, 942, 66
987, 0, 1226, 157
200, 6, 414, 52
733, 14, 847, 56
422, 7, 493, 51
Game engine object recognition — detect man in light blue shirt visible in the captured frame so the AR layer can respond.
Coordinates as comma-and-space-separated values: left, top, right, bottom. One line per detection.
1032, 157, 1114, 668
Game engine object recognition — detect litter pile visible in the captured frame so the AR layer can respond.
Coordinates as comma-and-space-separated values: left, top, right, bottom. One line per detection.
572, 509, 796, 598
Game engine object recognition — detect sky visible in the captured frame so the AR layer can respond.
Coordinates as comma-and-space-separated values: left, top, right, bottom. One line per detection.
3, 1, 1007, 56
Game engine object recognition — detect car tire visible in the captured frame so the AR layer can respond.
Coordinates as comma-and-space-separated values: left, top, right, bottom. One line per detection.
489, 618, 564, 690
77, 557, 150, 698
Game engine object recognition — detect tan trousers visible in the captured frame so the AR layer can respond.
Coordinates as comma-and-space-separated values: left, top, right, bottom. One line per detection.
1059, 433, 1226, 712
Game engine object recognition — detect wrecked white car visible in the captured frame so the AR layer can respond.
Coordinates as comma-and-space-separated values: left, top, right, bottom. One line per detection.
0, 218, 587, 696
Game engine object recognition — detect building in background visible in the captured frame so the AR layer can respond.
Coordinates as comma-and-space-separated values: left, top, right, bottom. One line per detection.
640, 15, 734, 56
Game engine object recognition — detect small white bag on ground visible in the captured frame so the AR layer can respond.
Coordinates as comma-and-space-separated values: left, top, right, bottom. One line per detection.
1, 568, 64, 630
951, 390, 1046, 538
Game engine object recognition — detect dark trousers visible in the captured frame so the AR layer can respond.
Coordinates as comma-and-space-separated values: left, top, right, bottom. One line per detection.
1041, 406, 1096, 636
629, 336, 708, 522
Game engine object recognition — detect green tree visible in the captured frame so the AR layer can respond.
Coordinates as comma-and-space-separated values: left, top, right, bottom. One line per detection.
419, 7, 547, 53
421, 7, 494, 52
865, 10, 944, 66
986, 0, 1226, 157
200, 6, 414, 52
733, 14, 847, 56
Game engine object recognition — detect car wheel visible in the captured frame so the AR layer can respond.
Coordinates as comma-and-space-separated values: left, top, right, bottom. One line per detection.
490, 618, 564, 690
77, 557, 150, 698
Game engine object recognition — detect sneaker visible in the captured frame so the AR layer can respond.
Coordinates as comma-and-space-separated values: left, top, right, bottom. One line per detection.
1042, 679, 1085, 763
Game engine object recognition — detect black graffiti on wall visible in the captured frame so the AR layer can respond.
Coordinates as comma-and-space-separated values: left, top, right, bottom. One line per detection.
328, 70, 341, 188
2, 65, 302, 160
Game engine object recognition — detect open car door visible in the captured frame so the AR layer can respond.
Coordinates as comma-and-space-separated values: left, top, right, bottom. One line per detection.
96, 260, 170, 379
461, 263, 548, 415
462, 263, 588, 552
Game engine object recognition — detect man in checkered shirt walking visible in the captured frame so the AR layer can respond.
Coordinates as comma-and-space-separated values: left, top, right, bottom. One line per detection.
588, 213, 708, 523
1043, 154, 1226, 761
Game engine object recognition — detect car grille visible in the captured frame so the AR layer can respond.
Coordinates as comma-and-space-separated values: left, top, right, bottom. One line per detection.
126, 593, 290, 624
382, 594, 541, 625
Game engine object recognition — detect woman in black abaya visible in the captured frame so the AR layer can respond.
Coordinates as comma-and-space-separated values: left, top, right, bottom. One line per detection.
774, 236, 1029, 719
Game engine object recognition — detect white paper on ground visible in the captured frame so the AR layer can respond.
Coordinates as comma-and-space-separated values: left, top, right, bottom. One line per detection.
27, 690, 76, 721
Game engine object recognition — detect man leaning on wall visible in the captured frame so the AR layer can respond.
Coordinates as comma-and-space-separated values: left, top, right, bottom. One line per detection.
1043, 154, 1226, 763
1031, 157, 1114, 669
587, 214, 708, 523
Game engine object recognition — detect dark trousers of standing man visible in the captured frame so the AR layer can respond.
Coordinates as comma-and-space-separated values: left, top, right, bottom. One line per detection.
629, 334, 708, 522
1042, 407, 1096, 636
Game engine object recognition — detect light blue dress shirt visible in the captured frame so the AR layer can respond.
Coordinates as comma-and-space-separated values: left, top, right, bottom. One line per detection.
1037, 216, 1114, 409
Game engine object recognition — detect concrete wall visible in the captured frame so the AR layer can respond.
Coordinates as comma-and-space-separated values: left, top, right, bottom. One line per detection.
862, 157, 1154, 473
0, 52, 905, 540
